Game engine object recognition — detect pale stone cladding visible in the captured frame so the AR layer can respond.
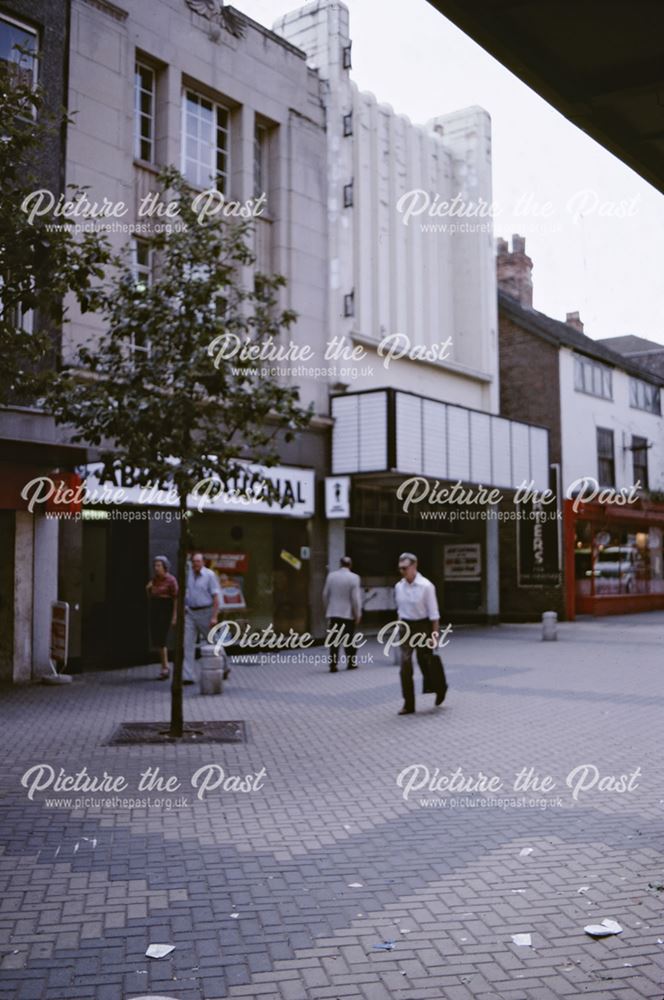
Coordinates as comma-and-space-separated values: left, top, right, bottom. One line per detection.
65, 0, 328, 415
274, 0, 499, 412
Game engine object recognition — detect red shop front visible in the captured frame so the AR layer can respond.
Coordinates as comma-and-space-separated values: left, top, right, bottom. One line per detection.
564, 498, 664, 618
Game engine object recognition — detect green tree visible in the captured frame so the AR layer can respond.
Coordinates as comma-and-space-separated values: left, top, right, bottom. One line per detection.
48, 167, 312, 737
0, 63, 109, 403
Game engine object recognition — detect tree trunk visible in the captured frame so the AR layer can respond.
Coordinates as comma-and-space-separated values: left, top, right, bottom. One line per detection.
170, 497, 189, 737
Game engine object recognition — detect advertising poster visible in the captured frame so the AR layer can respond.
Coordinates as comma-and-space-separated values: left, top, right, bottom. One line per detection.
2, 1, 663, 998
203, 551, 248, 610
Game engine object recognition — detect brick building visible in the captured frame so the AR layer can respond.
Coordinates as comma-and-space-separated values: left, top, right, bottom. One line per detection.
498, 235, 664, 619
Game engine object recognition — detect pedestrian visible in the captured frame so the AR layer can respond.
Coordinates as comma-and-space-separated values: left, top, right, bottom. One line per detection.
394, 552, 446, 714
183, 552, 225, 685
323, 556, 362, 671
146, 555, 178, 680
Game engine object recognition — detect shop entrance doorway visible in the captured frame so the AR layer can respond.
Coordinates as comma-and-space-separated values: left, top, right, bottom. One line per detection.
82, 515, 149, 668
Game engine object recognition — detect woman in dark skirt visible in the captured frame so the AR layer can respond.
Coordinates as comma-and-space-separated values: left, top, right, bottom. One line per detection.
146, 555, 178, 680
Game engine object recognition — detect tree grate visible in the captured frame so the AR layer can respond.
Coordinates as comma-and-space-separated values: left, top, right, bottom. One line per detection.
106, 721, 246, 745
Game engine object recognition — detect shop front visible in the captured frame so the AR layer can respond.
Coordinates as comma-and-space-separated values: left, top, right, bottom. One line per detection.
344, 478, 488, 624
564, 498, 664, 617
70, 461, 317, 670
330, 387, 552, 624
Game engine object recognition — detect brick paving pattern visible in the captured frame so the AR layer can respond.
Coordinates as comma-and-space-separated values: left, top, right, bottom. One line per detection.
0, 615, 663, 999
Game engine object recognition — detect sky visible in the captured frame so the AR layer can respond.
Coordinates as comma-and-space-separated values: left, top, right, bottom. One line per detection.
238, 0, 664, 344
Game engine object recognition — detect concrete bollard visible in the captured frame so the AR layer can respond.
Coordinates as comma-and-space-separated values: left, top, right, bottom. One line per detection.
542, 611, 558, 641
198, 644, 226, 695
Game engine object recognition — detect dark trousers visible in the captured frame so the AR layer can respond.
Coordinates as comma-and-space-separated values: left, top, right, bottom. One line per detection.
399, 618, 442, 710
328, 617, 357, 669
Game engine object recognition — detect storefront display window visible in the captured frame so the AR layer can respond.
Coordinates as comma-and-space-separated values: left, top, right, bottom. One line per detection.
574, 521, 664, 597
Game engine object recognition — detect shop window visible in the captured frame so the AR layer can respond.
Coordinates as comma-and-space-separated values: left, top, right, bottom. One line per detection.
575, 522, 664, 599
632, 435, 649, 489
596, 427, 615, 487
629, 376, 660, 414
574, 355, 613, 400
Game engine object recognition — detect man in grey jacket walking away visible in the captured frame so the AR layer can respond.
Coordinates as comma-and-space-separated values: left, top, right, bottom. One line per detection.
323, 556, 362, 672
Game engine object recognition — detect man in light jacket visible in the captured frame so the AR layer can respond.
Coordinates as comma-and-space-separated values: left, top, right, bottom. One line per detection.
323, 556, 362, 672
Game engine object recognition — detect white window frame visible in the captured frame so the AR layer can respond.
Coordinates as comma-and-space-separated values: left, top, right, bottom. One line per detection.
629, 376, 660, 415
130, 239, 153, 358
134, 60, 155, 163
182, 89, 230, 194
0, 273, 34, 334
0, 13, 38, 89
254, 123, 267, 200
574, 354, 613, 400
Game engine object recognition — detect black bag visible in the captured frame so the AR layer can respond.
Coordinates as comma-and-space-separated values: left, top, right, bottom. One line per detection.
421, 649, 448, 700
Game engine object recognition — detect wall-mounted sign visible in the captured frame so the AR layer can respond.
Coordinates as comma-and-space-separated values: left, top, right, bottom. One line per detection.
444, 544, 481, 580
83, 461, 315, 518
325, 476, 351, 519
518, 499, 561, 587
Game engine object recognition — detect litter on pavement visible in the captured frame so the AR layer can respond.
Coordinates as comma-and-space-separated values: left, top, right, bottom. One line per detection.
519, 847, 533, 857
584, 919, 623, 937
372, 940, 396, 951
145, 944, 175, 959
511, 933, 532, 946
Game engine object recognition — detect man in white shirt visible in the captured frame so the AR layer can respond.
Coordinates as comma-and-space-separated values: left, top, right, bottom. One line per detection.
323, 556, 362, 671
183, 553, 222, 684
393, 552, 446, 714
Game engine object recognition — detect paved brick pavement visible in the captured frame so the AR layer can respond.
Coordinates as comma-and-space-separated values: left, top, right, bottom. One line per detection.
0, 615, 663, 999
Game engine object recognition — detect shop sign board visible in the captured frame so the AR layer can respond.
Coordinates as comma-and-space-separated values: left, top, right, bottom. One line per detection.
84, 461, 315, 518
444, 544, 481, 580
518, 498, 561, 587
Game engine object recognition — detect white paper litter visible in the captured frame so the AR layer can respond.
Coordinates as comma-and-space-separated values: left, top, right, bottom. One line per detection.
584, 918, 623, 937
519, 848, 533, 857
145, 944, 175, 959
578, 886, 590, 894
511, 933, 532, 946
348, 882, 363, 888
230, 913, 239, 919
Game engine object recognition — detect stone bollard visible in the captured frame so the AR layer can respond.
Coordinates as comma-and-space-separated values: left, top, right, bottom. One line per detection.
198, 643, 226, 695
542, 611, 558, 641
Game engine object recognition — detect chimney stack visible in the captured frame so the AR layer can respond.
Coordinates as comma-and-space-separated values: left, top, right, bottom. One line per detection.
496, 234, 533, 308
566, 311, 584, 332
